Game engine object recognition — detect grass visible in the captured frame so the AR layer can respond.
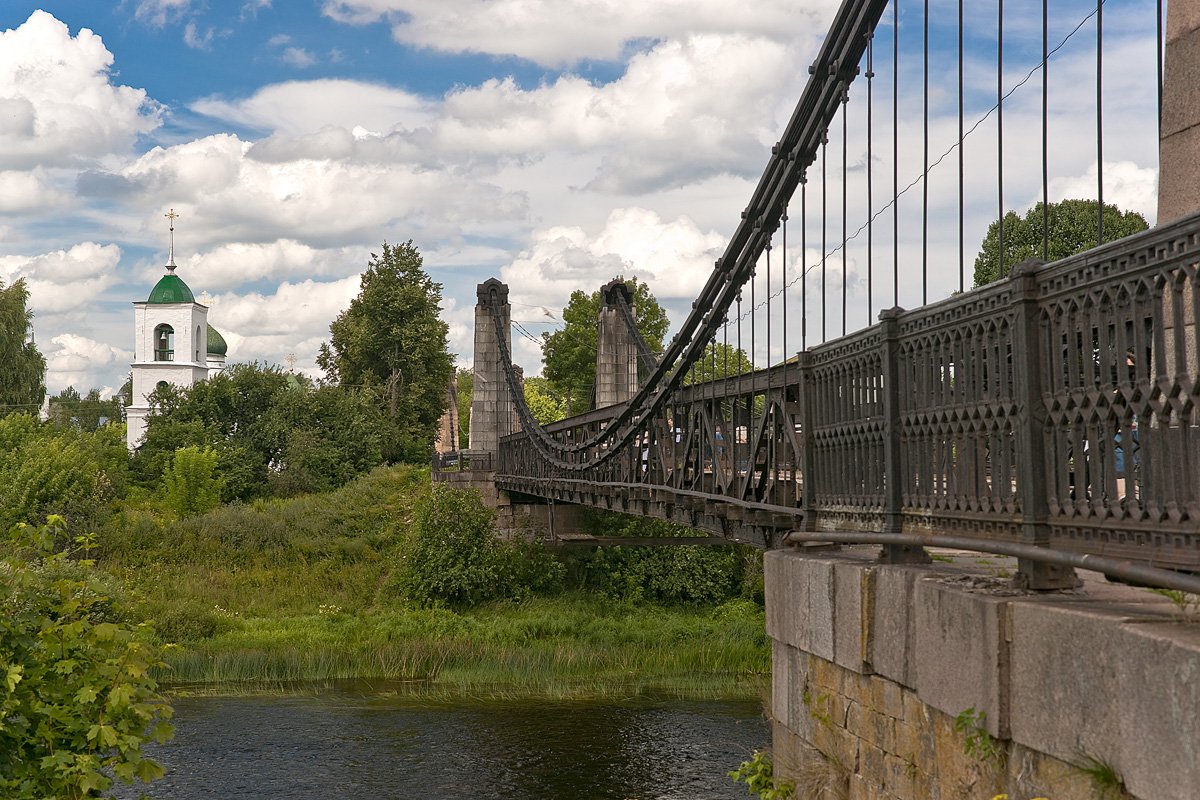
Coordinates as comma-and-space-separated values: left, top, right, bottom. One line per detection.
160, 597, 770, 700
92, 465, 770, 701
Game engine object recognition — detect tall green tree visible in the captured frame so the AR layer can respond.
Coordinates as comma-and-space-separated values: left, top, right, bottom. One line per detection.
541, 278, 670, 416
318, 242, 453, 462
0, 278, 46, 415
973, 199, 1149, 287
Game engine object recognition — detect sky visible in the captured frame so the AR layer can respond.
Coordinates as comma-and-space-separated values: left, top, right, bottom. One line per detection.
0, 0, 1162, 400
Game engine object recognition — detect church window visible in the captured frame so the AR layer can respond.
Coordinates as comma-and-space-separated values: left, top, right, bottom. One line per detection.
196, 326, 202, 361
156, 381, 169, 391
154, 324, 174, 361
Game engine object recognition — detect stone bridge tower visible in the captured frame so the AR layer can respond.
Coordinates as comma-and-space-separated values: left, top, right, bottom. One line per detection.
595, 279, 640, 408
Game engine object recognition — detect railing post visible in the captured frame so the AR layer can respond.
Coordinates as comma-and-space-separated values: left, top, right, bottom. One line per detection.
796, 350, 817, 531
1011, 259, 1078, 589
879, 307, 928, 564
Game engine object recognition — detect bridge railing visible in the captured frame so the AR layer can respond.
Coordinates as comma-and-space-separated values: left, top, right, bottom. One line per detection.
499, 213, 1200, 574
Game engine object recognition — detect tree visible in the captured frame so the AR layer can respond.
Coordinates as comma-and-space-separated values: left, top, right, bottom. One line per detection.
47, 386, 121, 431
0, 414, 124, 532
455, 368, 473, 449
135, 363, 385, 501
684, 342, 754, 385
0, 518, 173, 799
0, 278, 46, 415
523, 376, 567, 425
541, 278, 670, 416
318, 242, 453, 462
973, 199, 1149, 287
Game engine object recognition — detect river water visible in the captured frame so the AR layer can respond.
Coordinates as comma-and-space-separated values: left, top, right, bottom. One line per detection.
120, 693, 769, 799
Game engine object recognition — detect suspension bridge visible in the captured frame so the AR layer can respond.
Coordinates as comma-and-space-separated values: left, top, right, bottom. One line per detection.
437, 0, 1200, 596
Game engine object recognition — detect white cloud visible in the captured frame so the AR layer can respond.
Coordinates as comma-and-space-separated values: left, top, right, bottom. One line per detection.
204, 275, 362, 369
1050, 161, 1159, 225
0, 243, 122, 313
85, 133, 528, 255
321, 0, 837, 67
183, 22, 214, 50
133, 0, 192, 28
175, 240, 365, 290
281, 47, 316, 68
241, 0, 272, 19
501, 207, 725, 311
43, 334, 132, 394
0, 169, 70, 213
194, 33, 804, 194
192, 80, 432, 137
0, 12, 161, 170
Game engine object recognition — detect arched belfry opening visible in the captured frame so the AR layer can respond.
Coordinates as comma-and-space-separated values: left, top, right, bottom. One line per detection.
153, 324, 174, 361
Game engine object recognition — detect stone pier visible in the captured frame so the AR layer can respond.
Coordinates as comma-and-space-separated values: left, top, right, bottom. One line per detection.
1158, 0, 1200, 224
468, 278, 517, 455
595, 279, 640, 408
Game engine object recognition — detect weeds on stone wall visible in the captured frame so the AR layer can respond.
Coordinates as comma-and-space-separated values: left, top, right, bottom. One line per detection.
729, 750, 795, 799
1069, 754, 1130, 799
953, 707, 1005, 766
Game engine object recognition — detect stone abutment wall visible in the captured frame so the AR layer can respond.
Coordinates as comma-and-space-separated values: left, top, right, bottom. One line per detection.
766, 548, 1200, 800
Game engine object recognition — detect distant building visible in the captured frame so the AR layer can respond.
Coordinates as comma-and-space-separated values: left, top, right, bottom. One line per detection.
126, 211, 228, 451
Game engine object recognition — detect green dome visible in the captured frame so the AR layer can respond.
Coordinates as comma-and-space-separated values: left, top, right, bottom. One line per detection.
206, 324, 228, 356
147, 273, 195, 304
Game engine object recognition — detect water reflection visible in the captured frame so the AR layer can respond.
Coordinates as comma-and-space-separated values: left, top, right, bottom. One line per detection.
119, 694, 768, 800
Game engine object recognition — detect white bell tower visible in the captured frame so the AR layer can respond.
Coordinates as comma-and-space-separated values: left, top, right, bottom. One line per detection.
126, 210, 216, 451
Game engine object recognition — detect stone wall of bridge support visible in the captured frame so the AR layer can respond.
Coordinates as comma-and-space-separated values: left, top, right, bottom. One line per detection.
595, 279, 639, 408
766, 547, 1200, 800
1159, 0, 1200, 224
468, 279, 518, 456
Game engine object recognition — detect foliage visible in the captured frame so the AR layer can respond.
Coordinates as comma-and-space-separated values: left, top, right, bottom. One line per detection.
1150, 588, 1200, 623
393, 484, 564, 608
953, 707, 1003, 765
729, 750, 795, 799
162, 445, 225, 518
522, 376, 567, 425
46, 386, 122, 431
684, 342, 755, 385
0, 278, 46, 416
0, 414, 126, 532
1069, 753, 1129, 798
135, 363, 385, 501
973, 199, 1148, 286
318, 241, 453, 463
0, 517, 173, 798
541, 278, 670, 415
569, 511, 745, 605
455, 368, 473, 449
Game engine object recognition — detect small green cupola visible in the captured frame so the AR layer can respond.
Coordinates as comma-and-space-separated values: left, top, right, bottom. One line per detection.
206, 323, 227, 357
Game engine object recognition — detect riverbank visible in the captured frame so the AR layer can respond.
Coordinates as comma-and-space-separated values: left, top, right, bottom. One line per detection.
94, 465, 769, 701
162, 596, 769, 700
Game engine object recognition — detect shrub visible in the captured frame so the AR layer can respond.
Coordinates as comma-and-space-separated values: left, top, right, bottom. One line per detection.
393, 485, 563, 607
0, 518, 173, 798
162, 445, 225, 519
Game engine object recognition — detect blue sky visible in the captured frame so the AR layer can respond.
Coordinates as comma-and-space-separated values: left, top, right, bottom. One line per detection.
0, 0, 1161, 398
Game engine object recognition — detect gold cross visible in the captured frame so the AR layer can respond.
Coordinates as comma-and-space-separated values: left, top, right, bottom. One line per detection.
164, 208, 179, 268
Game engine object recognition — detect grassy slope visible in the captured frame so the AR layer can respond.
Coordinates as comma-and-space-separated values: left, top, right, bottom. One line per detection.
96, 466, 769, 700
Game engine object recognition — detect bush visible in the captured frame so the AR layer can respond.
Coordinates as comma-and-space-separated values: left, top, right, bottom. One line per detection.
393, 485, 563, 607
568, 511, 745, 605
162, 445, 225, 518
0, 518, 173, 798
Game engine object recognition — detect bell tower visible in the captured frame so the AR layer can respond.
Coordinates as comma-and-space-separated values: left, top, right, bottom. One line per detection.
126, 210, 219, 450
